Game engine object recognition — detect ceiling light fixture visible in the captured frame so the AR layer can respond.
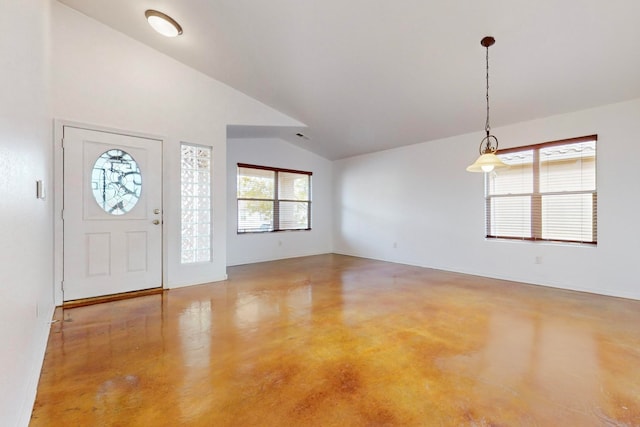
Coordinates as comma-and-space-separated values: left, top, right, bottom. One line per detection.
466, 36, 508, 173
145, 10, 183, 37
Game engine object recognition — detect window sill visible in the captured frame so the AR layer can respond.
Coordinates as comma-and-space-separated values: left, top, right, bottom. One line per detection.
485, 236, 597, 248
237, 229, 312, 235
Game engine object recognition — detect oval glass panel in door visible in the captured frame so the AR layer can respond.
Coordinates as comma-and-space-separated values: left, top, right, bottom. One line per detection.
91, 149, 142, 215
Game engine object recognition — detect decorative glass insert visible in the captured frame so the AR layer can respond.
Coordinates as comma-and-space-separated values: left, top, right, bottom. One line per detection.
91, 149, 142, 215
181, 144, 212, 263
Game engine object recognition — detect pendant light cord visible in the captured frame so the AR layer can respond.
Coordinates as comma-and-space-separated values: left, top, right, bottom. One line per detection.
468, 36, 506, 170
485, 44, 491, 136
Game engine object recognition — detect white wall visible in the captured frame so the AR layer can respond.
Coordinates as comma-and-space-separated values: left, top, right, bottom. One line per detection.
0, 1, 55, 426
227, 138, 333, 265
334, 98, 640, 300
51, 3, 303, 291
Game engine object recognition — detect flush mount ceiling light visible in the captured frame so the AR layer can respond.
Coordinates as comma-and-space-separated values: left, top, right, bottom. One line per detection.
145, 10, 183, 37
467, 36, 508, 173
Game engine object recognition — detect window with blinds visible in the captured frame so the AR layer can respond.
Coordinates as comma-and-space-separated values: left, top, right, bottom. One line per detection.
486, 135, 597, 244
237, 164, 312, 233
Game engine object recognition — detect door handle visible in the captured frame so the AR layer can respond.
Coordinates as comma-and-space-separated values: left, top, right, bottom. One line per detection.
152, 219, 160, 225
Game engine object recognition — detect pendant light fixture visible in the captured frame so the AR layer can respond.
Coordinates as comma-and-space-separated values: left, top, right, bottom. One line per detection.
466, 36, 508, 173
145, 10, 183, 37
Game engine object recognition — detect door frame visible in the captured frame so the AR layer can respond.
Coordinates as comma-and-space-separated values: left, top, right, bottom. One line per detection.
53, 120, 167, 306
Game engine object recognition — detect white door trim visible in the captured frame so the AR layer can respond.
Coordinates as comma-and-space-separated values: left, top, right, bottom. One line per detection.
53, 120, 168, 306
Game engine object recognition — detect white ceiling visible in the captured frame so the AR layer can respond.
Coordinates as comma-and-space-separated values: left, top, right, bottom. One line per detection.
57, 0, 640, 160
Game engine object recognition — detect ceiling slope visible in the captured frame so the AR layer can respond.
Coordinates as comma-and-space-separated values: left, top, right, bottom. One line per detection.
58, 0, 640, 159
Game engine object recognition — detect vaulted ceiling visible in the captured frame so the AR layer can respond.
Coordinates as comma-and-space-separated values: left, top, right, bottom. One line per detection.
58, 0, 640, 159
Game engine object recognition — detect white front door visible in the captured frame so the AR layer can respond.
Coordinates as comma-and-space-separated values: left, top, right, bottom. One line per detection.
63, 126, 162, 301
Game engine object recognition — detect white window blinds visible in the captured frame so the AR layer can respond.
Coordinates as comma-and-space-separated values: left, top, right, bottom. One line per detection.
486, 135, 597, 244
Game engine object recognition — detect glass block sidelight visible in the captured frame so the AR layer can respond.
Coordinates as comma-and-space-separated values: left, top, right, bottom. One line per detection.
181, 144, 212, 263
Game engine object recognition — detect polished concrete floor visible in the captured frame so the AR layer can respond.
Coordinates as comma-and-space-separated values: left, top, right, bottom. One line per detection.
31, 254, 640, 426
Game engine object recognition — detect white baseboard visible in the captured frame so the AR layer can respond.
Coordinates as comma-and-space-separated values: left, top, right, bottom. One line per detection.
167, 273, 229, 289
227, 250, 331, 267
17, 303, 55, 427
331, 250, 640, 301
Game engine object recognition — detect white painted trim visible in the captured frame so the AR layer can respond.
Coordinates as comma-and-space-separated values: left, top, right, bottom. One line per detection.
53, 121, 64, 306
53, 120, 168, 305
17, 304, 55, 427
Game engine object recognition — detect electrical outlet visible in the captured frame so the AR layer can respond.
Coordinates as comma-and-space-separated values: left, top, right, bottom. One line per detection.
535, 256, 543, 265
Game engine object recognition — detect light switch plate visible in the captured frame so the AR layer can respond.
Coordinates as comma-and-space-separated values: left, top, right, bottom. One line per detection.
36, 180, 45, 200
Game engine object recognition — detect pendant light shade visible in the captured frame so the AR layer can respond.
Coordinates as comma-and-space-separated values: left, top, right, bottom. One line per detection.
466, 132, 508, 172
145, 10, 183, 37
466, 152, 508, 172
467, 36, 508, 173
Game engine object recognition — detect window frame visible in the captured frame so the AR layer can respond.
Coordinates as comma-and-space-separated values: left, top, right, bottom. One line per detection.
237, 163, 312, 234
485, 135, 597, 245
